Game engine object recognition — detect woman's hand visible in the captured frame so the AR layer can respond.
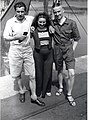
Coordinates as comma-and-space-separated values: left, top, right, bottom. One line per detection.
30, 26, 35, 33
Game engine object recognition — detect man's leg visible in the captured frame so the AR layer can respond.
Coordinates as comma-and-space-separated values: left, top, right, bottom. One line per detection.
27, 62, 45, 106
54, 44, 64, 96
13, 75, 26, 103
29, 76, 45, 106
29, 77, 37, 100
24, 49, 45, 106
67, 69, 75, 95
66, 69, 76, 106
17, 75, 26, 94
58, 71, 64, 89
56, 70, 63, 96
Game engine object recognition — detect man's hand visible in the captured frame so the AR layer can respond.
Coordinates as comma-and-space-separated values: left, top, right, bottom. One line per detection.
49, 26, 55, 34
73, 41, 78, 51
14, 33, 27, 42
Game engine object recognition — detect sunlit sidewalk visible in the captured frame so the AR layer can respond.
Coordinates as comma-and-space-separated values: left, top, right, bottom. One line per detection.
0, 55, 87, 99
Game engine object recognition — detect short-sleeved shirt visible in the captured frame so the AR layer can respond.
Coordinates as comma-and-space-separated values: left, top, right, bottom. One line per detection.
53, 17, 81, 71
3, 15, 34, 47
3, 16, 35, 77
53, 17, 81, 45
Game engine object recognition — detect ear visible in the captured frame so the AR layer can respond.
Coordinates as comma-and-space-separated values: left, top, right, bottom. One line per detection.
62, 8, 64, 13
51, 9, 55, 20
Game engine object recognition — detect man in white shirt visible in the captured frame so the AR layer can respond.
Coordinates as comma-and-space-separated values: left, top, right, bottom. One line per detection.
3, 2, 45, 106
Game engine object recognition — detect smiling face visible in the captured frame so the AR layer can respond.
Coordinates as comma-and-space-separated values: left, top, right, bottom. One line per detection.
53, 6, 64, 21
38, 17, 46, 29
15, 7, 25, 21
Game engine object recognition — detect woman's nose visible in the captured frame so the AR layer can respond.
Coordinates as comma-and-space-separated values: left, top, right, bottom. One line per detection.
41, 23, 44, 25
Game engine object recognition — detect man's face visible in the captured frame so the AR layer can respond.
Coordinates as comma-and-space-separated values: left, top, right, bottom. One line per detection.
38, 17, 46, 29
53, 6, 64, 20
15, 7, 25, 21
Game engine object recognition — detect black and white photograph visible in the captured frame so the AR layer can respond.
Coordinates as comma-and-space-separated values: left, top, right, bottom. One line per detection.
0, 0, 87, 120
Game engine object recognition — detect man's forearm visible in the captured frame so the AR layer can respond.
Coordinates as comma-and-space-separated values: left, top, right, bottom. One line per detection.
4, 35, 18, 41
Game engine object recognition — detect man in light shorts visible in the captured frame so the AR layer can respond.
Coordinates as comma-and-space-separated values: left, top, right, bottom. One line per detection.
3, 2, 45, 106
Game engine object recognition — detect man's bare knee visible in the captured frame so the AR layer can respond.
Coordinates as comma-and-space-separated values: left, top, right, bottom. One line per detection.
68, 69, 75, 78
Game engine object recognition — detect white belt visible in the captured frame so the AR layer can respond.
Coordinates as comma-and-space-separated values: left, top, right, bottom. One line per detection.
40, 40, 49, 46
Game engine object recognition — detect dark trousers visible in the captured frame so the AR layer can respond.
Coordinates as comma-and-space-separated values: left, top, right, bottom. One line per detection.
33, 46, 53, 97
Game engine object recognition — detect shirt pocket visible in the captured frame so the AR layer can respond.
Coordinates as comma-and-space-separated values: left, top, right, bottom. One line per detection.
65, 30, 72, 34
64, 30, 72, 38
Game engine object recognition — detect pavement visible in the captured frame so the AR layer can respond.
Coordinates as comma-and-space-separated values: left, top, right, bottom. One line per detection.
0, 55, 87, 120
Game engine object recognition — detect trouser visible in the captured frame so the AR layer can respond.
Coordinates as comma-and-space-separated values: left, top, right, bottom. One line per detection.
33, 46, 53, 97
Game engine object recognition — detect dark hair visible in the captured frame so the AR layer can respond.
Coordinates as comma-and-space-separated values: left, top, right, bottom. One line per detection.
31, 12, 51, 29
14, 2, 26, 11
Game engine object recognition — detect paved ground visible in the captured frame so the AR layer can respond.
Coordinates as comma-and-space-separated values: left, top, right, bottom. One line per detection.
1, 73, 87, 120
0, 55, 87, 120
26, 93, 87, 120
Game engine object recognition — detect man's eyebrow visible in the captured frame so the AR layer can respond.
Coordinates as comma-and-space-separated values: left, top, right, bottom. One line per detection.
16, 10, 24, 12
54, 10, 60, 12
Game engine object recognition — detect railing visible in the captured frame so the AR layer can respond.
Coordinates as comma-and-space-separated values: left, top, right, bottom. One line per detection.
0, 0, 13, 16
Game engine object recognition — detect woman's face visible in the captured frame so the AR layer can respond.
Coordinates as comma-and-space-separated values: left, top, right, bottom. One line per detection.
38, 17, 46, 29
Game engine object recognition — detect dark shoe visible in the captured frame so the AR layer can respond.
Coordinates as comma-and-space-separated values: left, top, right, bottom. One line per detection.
19, 93, 25, 103
31, 98, 45, 106
41, 95, 45, 98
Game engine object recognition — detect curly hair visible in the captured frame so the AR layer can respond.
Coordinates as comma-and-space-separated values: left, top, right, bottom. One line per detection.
31, 12, 51, 29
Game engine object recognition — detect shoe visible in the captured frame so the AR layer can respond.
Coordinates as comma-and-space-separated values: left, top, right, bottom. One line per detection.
56, 88, 63, 96
41, 95, 45, 98
19, 93, 25, 103
31, 98, 45, 106
65, 94, 76, 106
46, 92, 51, 96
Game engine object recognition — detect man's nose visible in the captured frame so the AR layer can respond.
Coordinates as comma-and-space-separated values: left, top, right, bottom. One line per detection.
19, 12, 22, 15
56, 12, 60, 16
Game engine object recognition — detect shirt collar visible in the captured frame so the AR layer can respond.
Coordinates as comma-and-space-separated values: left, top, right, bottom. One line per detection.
64, 17, 70, 24
54, 16, 69, 25
14, 16, 27, 23
59, 16, 66, 25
